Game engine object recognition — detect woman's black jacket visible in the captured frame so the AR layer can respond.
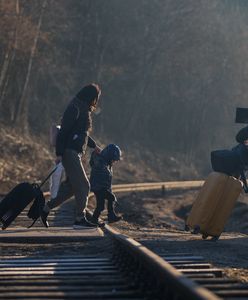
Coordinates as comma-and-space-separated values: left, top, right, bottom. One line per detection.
56, 97, 96, 156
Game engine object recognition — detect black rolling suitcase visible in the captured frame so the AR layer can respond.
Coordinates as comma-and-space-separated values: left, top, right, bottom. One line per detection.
0, 168, 56, 230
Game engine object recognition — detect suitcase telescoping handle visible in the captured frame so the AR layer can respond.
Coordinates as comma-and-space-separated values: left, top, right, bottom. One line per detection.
39, 166, 58, 188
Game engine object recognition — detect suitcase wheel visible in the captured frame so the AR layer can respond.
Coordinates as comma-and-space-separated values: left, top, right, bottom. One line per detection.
184, 224, 190, 232
211, 236, 220, 242
192, 225, 200, 234
202, 234, 209, 240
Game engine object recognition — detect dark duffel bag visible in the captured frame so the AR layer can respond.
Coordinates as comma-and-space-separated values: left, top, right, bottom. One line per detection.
0, 168, 57, 230
211, 144, 248, 193
211, 150, 240, 176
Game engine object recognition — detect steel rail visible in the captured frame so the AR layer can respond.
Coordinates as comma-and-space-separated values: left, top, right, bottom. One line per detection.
111, 180, 204, 193
0, 180, 204, 199
100, 180, 221, 300
105, 225, 220, 300
105, 180, 248, 299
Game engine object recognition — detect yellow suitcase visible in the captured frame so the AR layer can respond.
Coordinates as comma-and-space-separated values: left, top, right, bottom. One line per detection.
185, 172, 242, 241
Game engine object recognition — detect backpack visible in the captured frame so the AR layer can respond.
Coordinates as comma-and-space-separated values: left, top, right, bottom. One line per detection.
211, 150, 240, 176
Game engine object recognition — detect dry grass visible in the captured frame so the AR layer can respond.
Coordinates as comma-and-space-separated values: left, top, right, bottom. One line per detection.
0, 126, 53, 193
0, 124, 202, 194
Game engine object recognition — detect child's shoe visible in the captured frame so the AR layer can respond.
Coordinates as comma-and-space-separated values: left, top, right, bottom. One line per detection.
108, 212, 122, 223
91, 216, 105, 228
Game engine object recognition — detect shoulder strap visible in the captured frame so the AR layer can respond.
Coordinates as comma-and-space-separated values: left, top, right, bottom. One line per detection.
27, 185, 45, 228
28, 219, 37, 228
39, 166, 58, 188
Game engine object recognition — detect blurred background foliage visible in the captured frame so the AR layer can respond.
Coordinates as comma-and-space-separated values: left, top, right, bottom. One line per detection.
1, 0, 248, 179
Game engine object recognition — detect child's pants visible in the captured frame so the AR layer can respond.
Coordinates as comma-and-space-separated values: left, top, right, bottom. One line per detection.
93, 189, 116, 219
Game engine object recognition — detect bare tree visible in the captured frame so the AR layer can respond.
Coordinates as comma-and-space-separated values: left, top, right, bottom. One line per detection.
15, 0, 47, 133
0, 0, 20, 109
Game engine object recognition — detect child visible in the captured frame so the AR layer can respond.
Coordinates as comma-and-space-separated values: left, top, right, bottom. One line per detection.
89, 144, 122, 226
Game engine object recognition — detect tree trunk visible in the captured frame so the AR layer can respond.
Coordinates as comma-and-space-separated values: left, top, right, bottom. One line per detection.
0, 0, 20, 110
15, 0, 47, 133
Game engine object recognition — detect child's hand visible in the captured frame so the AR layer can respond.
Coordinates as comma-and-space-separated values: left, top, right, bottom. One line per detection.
244, 139, 248, 146
95, 145, 102, 154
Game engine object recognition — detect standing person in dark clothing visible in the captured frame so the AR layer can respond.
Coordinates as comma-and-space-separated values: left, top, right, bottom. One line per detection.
41, 83, 102, 229
89, 144, 122, 226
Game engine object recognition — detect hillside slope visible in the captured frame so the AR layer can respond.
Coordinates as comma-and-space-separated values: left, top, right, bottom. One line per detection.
0, 125, 202, 194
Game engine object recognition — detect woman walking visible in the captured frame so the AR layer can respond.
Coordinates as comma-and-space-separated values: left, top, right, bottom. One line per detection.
41, 83, 101, 229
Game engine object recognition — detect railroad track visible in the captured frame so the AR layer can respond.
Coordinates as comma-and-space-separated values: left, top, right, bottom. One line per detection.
105, 224, 248, 300
1, 181, 248, 299
0, 256, 144, 300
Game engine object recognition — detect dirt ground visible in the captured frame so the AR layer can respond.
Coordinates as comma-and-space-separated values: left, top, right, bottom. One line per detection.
106, 188, 248, 283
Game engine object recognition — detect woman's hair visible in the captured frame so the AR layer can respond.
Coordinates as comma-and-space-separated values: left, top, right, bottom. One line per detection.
76, 83, 101, 111
76, 83, 101, 132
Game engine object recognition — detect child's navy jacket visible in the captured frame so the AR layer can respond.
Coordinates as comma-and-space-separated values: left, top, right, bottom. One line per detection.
89, 151, 113, 192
